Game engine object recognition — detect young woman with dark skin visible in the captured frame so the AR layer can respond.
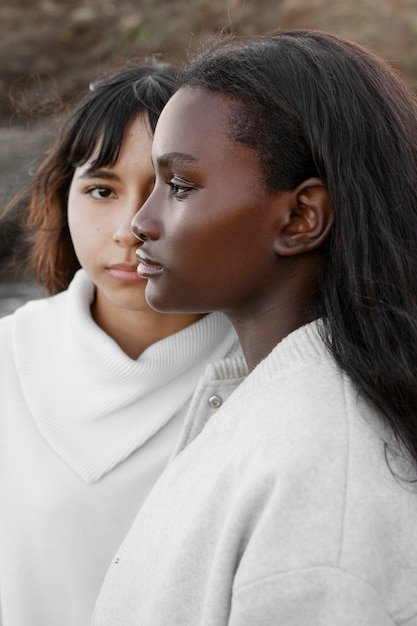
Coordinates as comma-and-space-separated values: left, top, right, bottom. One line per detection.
0, 60, 240, 626
93, 31, 417, 624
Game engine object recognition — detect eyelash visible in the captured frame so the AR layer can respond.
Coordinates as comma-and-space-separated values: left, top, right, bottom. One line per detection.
85, 185, 116, 200
168, 177, 194, 198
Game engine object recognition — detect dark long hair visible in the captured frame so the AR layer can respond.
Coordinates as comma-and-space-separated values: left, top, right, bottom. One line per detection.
177, 30, 417, 467
6, 58, 177, 294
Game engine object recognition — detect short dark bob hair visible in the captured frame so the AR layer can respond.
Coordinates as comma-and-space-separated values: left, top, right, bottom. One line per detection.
14, 58, 177, 295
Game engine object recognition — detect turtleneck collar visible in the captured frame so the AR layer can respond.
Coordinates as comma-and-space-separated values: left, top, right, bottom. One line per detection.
13, 270, 239, 483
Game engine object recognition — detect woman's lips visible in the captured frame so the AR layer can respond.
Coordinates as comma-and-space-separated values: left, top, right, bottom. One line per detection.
135, 253, 163, 278
108, 263, 144, 283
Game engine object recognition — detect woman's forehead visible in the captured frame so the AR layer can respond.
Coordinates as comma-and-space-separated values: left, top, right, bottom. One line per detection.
77, 110, 150, 166
153, 87, 232, 152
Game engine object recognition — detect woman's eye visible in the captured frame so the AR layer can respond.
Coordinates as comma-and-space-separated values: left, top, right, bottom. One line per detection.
168, 177, 194, 198
87, 186, 115, 200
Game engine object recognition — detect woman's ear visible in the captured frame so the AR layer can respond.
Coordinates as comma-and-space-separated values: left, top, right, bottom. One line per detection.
273, 178, 333, 256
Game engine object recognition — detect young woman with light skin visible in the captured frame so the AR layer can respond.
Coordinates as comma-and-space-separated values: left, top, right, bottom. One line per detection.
68, 109, 201, 359
93, 31, 417, 624
0, 60, 240, 626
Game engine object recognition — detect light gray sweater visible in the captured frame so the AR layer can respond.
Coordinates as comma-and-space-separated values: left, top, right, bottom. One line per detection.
93, 320, 417, 625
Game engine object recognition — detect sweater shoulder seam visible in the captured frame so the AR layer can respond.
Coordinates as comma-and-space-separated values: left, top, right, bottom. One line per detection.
233, 564, 412, 619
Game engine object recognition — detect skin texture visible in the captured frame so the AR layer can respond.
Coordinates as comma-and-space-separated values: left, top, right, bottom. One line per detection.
133, 88, 332, 369
68, 112, 202, 359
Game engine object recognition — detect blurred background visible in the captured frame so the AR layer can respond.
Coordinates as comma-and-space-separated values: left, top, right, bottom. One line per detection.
1, 0, 417, 315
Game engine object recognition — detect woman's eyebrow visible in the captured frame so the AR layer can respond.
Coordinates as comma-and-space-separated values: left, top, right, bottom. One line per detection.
78, 167, 122, 182
156, 152, 199, 169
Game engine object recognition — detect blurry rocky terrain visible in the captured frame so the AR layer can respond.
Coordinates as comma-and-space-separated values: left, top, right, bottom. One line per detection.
1, 0, 417, 284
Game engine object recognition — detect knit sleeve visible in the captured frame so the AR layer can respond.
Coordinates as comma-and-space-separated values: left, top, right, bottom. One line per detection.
229, 566, 399, 626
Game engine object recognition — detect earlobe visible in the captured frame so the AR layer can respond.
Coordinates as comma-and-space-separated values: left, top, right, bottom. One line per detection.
273, 178, 333, 256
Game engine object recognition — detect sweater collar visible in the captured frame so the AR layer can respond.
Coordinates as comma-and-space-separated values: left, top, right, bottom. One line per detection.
13, 270, 239, 483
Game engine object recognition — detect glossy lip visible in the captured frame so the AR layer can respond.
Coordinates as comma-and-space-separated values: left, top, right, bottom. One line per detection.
107, 262, 144, 283
135, 251, 163, 278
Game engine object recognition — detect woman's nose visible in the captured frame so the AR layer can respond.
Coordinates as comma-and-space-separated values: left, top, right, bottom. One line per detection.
132, 227, 147, 245
131, 214, 147, 244
113, 212, 139, 246
131, 197, 159, 243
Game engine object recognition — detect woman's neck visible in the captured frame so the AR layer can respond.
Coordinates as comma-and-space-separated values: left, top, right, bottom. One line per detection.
230, 255, 321, 371
91, 296, 204, 360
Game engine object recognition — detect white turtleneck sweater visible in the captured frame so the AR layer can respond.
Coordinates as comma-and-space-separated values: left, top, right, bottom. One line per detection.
0, 269, 244, 626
